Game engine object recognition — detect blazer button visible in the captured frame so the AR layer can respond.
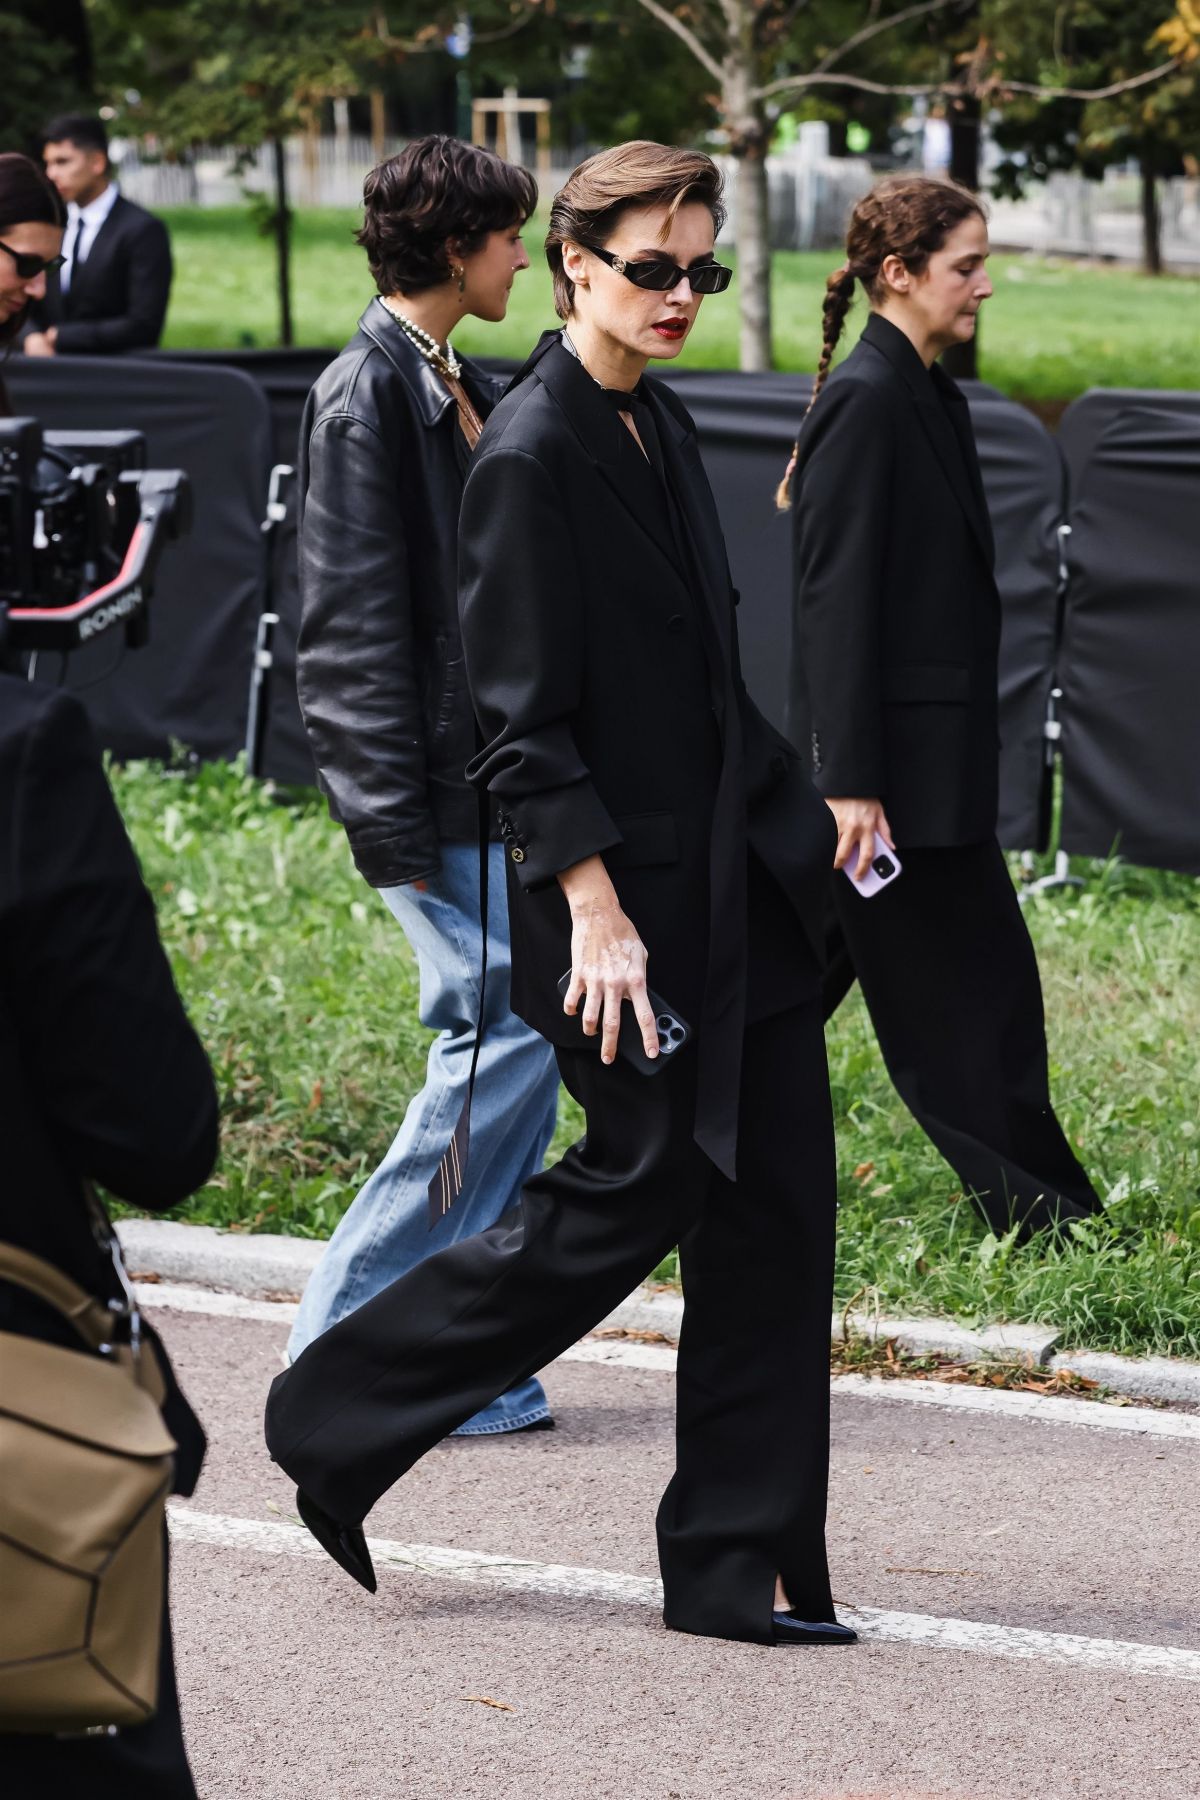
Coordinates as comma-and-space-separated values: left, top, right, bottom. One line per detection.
666, 614, 684, 634
510, 846, 526, 864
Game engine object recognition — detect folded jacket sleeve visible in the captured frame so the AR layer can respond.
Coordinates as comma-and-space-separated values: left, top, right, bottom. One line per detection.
296, 410, 440, 886
458, 443, 622, 889
6, 689, 218, 1207
790, 378, 893, 797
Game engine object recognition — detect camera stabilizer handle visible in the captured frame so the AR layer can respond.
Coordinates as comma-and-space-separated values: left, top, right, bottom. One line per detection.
0, 470, 191, 653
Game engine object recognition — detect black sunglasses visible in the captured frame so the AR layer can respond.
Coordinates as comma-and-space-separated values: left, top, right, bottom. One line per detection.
580, 241, 732, 295
0, 238, 66, 280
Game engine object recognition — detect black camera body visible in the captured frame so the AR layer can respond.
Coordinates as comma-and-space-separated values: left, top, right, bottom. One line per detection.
0, 417, 191, 654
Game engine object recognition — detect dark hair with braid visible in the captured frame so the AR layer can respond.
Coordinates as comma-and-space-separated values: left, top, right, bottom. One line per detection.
775, 174, 985, 510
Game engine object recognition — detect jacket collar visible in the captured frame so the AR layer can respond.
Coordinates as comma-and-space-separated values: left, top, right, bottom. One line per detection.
357, 297, 485, 428
859, 311, 994, 572
531, 333, 734, 703
530, 333, 686, 570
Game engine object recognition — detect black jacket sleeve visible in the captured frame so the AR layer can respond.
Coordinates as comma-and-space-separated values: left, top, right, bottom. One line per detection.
4, 689, 218, 1207
459, 443, 622, 888
53, 214, 173, 354
791, 377, 894, 797
296, 410, 440, 886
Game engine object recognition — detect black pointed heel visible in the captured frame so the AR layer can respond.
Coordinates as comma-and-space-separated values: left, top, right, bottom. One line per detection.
296, 1487, 377, 1594
771, 1610, 857, 1645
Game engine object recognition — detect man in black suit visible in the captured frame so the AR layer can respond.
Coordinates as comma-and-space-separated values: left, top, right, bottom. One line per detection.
23, 113, 171, 356
787, 174, 1102, 1242
0, 670, 218, 1795
266, 143, 855, 1651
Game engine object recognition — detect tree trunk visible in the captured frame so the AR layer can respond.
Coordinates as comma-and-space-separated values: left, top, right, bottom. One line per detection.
1139, 143, 1163, 276
941, 92, 981, 381
734, 140, 772, 370
271, 135, 294, 347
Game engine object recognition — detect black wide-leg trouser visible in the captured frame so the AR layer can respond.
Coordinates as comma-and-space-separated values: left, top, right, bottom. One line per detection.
265, 998, 837, 1646
823, 838, 1101, 1238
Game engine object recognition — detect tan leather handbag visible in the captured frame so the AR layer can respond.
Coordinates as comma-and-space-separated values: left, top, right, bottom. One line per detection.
0, 1208, 176, 1736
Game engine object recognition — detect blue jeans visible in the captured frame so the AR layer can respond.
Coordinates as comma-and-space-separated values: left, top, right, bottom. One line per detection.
288, 842, 560, 1433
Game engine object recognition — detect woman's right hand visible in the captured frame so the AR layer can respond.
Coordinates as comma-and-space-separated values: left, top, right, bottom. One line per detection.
826, 797, 895, 881
557, 854, 658, 1066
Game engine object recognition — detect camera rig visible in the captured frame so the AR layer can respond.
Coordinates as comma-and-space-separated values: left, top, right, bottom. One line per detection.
0, 416, 190, 655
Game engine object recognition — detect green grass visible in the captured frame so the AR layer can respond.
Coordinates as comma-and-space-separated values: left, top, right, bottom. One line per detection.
109, 756, 1200, 1358
160, 204, 1200, 401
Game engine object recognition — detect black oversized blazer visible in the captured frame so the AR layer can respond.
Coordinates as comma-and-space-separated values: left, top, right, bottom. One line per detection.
459, 333, 835, 1054
787, 311, 1001, 847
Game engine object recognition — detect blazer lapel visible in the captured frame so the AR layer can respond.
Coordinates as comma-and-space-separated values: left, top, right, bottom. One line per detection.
931, 363, 996, 568
861, 313, 994, 573
650, 388, 733, 664
533, 339, 687, 579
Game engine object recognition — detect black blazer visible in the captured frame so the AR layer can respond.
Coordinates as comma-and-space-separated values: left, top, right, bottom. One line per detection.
296, 301, 502, 885
787, 311, 1001, 846
459, 334, 835, 1064
0, 676, 217, 1488
29, 191, 172, 353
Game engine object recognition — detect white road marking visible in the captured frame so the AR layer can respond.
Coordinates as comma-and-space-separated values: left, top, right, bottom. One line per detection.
138, 1282, 1200, 1442
168, 1506, 1200, 1684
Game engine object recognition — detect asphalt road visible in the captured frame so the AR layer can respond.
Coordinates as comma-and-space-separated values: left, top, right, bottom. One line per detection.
152, 1299, 1200, 1800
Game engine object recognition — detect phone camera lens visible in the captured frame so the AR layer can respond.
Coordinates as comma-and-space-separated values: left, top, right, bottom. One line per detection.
872, 854, 895, 878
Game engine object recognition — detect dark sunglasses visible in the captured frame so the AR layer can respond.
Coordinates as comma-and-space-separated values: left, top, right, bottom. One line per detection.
0, 238, 66, 280
580, 241, 732, 295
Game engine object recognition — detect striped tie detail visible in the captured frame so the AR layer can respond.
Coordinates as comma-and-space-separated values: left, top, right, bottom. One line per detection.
429, 1101, 472, 1225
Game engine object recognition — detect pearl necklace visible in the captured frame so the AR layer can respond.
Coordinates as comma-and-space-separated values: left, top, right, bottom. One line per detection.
378, 297, 462, 381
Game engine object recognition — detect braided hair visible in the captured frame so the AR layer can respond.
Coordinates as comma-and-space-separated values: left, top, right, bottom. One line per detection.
775, 175, 985, 511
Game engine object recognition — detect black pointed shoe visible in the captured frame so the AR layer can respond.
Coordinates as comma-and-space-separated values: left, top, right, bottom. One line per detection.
296, 1487, 377, 1594
771, 1611, 857, 1645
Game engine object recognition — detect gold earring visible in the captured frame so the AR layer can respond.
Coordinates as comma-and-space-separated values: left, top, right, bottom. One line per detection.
453, 262, 465, 296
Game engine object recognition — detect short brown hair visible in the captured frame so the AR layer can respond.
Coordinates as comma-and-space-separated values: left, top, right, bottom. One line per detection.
545, 141, 726, 320
357, 135, 537, 297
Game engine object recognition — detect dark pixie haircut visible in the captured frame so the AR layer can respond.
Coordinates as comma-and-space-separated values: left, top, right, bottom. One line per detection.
0, 153, 65, 350
545, 141, 726, 321
357, 135, 537, 297
43, 113, 110, 162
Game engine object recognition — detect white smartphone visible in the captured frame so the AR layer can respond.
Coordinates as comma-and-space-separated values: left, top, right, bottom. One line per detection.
841, 836, 902, 899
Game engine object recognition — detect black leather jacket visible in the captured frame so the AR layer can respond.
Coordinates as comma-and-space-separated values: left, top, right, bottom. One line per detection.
295, 299, 502, 886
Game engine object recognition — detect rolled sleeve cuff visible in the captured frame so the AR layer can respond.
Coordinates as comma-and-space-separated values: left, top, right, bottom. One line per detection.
494, 779, 623, 890
345, 826, 442, 890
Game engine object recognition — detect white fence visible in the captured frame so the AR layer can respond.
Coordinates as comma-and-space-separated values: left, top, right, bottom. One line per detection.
115, 136, 1200, 264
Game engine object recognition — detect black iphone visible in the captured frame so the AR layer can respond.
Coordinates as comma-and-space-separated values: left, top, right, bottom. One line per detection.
556, 971, 691, 1077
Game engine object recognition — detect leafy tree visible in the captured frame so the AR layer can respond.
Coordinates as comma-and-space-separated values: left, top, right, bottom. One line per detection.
984, 0, 1199, 273
91, 1, 385, 343
1, 1, 92, 156
609, 0, 1188, 363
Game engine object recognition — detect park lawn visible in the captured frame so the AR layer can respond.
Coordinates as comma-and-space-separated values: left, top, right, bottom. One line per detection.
161, 205, 1200, 401
110, 756, 1200, 1359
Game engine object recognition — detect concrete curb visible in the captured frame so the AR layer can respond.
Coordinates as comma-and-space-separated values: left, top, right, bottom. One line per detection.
116, 1218, 1200, 1408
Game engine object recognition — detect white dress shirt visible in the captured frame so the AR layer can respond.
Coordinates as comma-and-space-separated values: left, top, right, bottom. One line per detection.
60, 182, 120, 295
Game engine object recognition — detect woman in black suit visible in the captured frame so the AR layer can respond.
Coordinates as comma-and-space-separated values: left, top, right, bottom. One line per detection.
266, 141, 854, 1650
781, 174, 1101, 1240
